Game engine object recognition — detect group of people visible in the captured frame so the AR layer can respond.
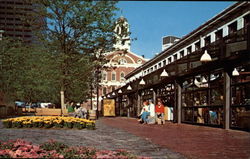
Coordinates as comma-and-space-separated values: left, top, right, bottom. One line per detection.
66, 101, 88, 119
138, 98, 165, 125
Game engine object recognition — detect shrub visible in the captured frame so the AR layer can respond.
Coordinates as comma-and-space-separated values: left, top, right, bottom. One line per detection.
0, 139, 150, 159
2, 121, 11, 128
2, 116, 95, 130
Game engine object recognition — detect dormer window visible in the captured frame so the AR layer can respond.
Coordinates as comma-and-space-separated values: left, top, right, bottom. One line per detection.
215, 29, 223, 40
168, 57, 172, 64
204, 36, 211, 46
163, 60, 166, 66
180, 50, 184, 58
173, 54, 178, 61
158, 62, 162, 68
195, 41, 200, 51
228, 21, 237, 34
187, 46, 192, 54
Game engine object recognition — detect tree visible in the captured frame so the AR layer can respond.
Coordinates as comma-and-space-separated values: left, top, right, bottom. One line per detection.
0, 38, 60, 104
22, 0, 122, 105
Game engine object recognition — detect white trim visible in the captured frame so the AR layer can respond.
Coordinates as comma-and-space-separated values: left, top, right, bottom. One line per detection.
125, 3, 249, 79
110, 54, 136, 64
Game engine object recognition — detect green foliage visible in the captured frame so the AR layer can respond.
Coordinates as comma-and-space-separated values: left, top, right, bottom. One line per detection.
64, 122, 73, 129
40, 140, 69, 152
2, 121, 12, 128
32, 122, 44, 128
0, 142, 14, 150
20, 0, 122, 103
0, 39, 60, 103
0, 0, 130, 103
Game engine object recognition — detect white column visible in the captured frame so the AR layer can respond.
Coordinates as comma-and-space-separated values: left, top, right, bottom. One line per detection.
200, 37, 205, 48
237, 18, 244, 30
211, 32, 216, 43
223, 26, 229, 37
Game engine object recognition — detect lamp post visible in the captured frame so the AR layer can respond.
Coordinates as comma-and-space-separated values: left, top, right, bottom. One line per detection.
95, 68, 101, 119
118, 89, 122, 116
60, 91, 65, 116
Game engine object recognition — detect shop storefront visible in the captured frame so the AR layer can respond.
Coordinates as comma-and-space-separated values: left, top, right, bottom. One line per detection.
107, 2, 250, 131
181, 70, 224, 127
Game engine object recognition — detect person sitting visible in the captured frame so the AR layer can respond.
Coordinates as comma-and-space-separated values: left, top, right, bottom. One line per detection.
74, 103, 88, 119
146, 99, 156, 124
155, 100, 165, 125
138, 100, 149, 124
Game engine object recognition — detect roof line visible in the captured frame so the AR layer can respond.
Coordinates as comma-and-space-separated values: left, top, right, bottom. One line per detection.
126, 1, 247, 78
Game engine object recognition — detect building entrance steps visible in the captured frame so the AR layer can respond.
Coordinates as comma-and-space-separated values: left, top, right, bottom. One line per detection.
101, 117, 250, 159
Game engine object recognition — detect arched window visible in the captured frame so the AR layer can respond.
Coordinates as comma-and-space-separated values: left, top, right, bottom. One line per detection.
111, 71, 116, 81
120, 72, 125, 82
118, 58, 127, 65
102, 71, 107, 81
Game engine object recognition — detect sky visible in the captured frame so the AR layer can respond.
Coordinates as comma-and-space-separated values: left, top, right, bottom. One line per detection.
116, 1, 235, 59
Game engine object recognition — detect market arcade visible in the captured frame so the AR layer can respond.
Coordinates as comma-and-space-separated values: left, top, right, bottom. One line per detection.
105, 2, 250, 131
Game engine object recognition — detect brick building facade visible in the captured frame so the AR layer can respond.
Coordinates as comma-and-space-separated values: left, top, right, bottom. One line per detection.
100, 50, 147, 97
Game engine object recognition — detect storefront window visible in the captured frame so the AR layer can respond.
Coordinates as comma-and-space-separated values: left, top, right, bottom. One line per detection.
181, 70, 224, 127
230, 64, 250, 130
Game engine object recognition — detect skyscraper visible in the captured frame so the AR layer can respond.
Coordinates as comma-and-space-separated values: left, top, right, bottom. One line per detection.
0, 0, 43, 43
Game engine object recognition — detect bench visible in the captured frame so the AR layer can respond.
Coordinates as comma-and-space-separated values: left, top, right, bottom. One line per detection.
35, 108, 68, 116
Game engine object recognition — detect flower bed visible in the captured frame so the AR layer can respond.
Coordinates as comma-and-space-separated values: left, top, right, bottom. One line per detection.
0, 139, 150, 159
2, 116, 95, 130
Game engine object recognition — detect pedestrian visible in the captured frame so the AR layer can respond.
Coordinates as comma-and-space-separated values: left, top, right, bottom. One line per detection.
155, 99, 165, 125
138, 100, 149, 124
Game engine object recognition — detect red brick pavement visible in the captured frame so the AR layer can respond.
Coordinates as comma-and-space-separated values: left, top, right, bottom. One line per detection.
101, 117, 250, 159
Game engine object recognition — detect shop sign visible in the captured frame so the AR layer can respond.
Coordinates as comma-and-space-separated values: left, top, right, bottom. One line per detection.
103, 99, 115, 117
